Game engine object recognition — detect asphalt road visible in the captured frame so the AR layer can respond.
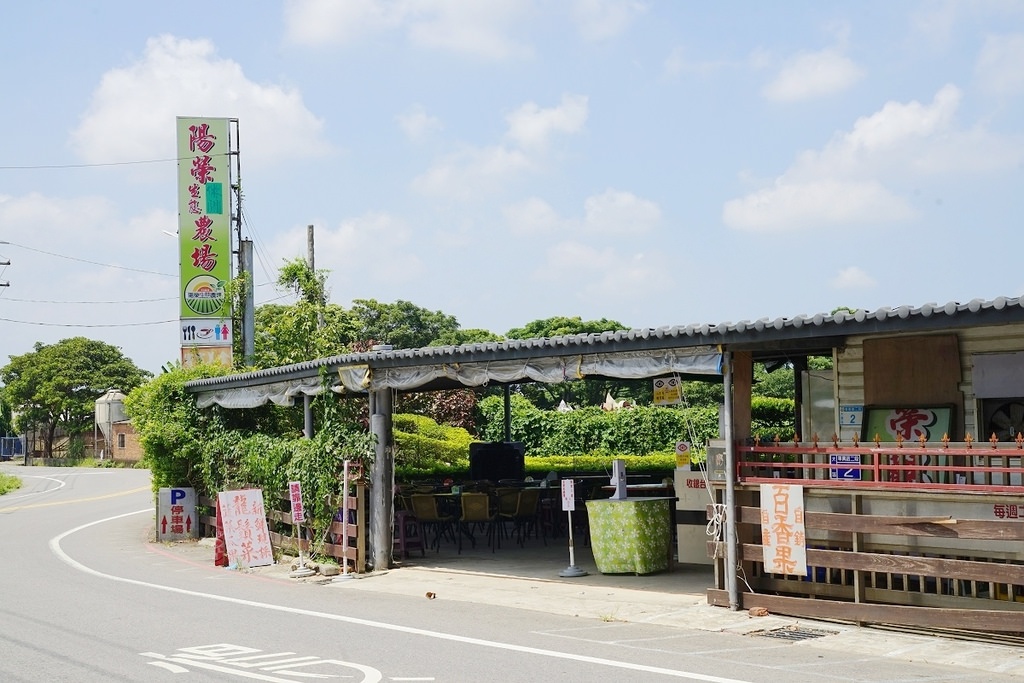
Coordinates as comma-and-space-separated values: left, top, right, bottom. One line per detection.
1, 465, 1019, 682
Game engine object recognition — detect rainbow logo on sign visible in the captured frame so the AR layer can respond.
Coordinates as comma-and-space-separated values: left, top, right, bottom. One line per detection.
183, 275, 226, 316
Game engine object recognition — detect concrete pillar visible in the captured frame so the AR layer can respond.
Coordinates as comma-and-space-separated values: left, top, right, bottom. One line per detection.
722, 351, 739, 610
303, 394, 313, 439
368, 388, 394, 571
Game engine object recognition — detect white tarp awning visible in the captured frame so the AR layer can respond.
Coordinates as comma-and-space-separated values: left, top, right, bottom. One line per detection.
196, 348, 722, 409
195, 376, 325, 409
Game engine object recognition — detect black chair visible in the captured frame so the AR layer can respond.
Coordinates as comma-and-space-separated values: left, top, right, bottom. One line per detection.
501, 488, 547, 546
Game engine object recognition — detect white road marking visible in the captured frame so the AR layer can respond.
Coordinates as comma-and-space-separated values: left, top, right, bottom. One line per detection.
55, 509, 750, 683
0, 474, 66, 501
146, 659, 190, 674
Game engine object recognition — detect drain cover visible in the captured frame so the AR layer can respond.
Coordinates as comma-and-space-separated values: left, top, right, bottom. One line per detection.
753, 626, 837, 642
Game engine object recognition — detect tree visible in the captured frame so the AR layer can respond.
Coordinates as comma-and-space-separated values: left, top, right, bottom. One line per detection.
350, 299, 460, 350
1, 338, 151, 458
253, 302, 358, 368
0, 397, 13, 436
503, 316, 639, 410
250, 258, 359, 369
429, 328, 504, 347
506, 315, 627, 340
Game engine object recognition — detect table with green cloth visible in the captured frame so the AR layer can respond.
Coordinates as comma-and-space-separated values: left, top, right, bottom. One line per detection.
586, 497, 674, 575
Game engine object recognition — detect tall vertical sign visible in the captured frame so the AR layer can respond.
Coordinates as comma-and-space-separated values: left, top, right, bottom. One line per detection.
176, 117, 233, 368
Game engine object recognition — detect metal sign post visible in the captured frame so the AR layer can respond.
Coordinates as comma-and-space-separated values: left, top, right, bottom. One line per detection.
558, 478, 587, 578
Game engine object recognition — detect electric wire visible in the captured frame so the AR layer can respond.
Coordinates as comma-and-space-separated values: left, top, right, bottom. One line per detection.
0, 152, 230, 171
2, 296, 176, 304
0, 240, 174, 277
0, 316, 175, 328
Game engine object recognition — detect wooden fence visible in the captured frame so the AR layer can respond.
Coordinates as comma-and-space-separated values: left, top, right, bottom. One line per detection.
710, 438, 1024, 635
198, 483, 367, 574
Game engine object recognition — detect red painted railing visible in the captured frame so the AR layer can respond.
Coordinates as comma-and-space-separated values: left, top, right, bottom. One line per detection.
737, 432, 1024, 494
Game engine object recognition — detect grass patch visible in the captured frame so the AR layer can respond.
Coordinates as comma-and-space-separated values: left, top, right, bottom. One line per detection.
0, 472, 22, 495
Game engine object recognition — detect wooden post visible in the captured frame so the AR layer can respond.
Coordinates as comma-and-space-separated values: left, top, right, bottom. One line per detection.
731, 350, 753, 441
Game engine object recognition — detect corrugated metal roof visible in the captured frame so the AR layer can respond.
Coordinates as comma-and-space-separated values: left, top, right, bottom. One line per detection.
185, 295, 1024, 393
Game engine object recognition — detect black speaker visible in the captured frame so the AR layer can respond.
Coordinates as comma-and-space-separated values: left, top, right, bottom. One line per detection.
469, 442, 525, 482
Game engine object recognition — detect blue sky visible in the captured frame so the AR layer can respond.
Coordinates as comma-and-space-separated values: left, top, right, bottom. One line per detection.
1, 1, 1022, 374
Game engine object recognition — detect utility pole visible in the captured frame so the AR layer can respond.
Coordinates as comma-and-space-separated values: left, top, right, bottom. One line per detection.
303, 224, 319, 439
227, 118, 253, 367
307, 224, 324, 329
240, 240, 255, 365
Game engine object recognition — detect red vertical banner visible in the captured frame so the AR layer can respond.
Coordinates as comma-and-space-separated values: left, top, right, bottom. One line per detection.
214, 495, 228, 567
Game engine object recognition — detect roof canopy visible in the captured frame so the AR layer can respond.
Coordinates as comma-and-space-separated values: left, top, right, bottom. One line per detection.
195, 347, 722, 409
187, 296, 1024, 410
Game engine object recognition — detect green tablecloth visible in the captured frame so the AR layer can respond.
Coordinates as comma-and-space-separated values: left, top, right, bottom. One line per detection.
586, 497, 673, 575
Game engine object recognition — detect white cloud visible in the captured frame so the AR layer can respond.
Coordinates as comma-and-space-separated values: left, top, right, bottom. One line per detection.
396, 104, 443, 141
724, 85, 1024, 232
831, 266, 877, 290
268, 212, 425, 293
583, 189, 661, 235
505, 94, 588, 149
839, 84, 960, 155
284, 0, 533, 60
504, 189, 661, 236
762, 48, 865, 102
662, 46, 729, 79
909, 2, 959, 49
284, 0, 404, 46
408, 1, 533, 60
536, 241, 672, 303
976, 33, 1024, 95
0, 192, 119, 245
413, 94, 589, 199
571, 0, 647, 42
412, 145, 531, 199
722, 180, 914, 233
0, 192, 178, 303
503, 197, 570, 236
70, 35, 328, 168
123, 208, 180, 249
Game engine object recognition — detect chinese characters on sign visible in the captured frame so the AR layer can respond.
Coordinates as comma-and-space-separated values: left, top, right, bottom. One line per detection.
176, 117, 233, 368
760, 483, 807, 576
216, 489, 273, 568
652, 377, 682, 405
561, 478, 576, 512
886, 408, 938, 440
288, 481, 305, 524
156, 487, 197, 541
994, 504, 1022, 519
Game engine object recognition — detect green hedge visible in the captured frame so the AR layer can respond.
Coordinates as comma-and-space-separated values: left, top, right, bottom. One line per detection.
392, 411, 679, 480
475, 393, 795, 454
394, 414, 473, 476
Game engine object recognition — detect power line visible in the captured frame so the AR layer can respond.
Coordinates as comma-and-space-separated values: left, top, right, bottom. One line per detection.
0, 152, 230, 171
0, 316, 177, 328
0, 241, 174, 277
2, 296, 176, 304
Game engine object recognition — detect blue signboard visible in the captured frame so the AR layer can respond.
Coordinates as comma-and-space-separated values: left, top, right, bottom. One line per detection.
829, 454, 861, 480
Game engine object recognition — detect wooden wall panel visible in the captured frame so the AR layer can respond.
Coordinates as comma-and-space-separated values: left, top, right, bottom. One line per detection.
863, 334, 963, 437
